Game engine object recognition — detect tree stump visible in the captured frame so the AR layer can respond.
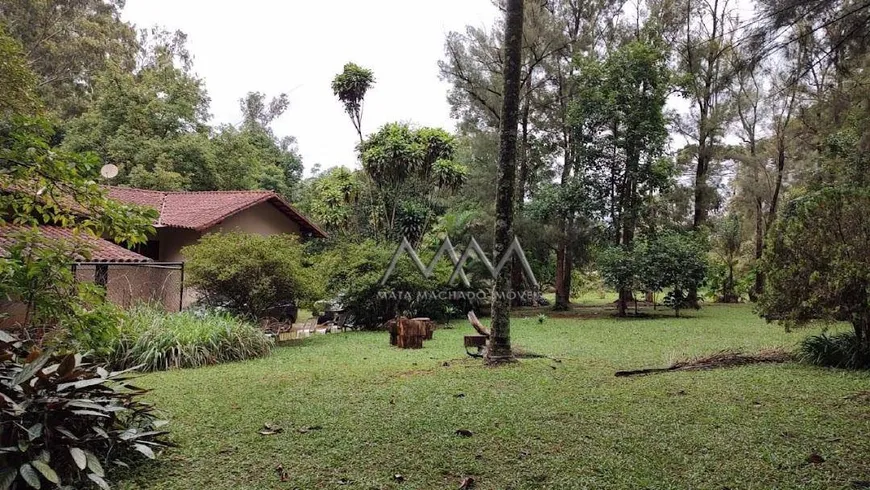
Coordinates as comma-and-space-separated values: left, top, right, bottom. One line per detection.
412, 317, 435, 340
396, 334, 423, 349
385, 319, 398, 346
395, 317, 428, 349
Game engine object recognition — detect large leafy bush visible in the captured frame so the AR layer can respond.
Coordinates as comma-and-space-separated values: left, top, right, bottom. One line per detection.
598, 232, 707, 317
0, 330, 169, 490
183, 232, 320, 319
637, 232, 708, 317
108, 306, 272, 372
315, 240, 452, 328
760, 187, 870, 352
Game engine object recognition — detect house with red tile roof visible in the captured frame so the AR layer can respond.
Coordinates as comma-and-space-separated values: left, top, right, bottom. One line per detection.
105, 187, 326, 262
0, 187, 326, 319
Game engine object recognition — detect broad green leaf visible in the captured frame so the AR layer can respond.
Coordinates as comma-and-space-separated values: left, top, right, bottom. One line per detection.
133, 443, 155, 459
57, 377, 106, 391
87, 473, 110, 490
55, 426, 78, 440
30, 461, 59, 485
27, 423, 43, 441
11, 351, 52, 387
84, 450, 104, 477
19, 463, 40, 489
0, 468, 17, 490
69, 447, 87, 470
71, 410, 110, 418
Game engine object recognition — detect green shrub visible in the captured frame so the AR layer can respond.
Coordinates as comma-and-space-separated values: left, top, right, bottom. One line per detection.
110, 306, 273, 372
47, 301, 125, 359
0, 330, 169, 489
183, 232, 321, 319
760, 187, 870, 349
798, 331, 870, 369
315, 240, 452, 328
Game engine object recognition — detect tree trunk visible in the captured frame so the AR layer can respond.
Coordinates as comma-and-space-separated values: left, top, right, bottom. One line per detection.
688, 141, 709, 308
511, 97, 531, 306
486, 0, 524, 365
768, 140, 786, 229
553, 229, 572, 311
617, 289, 628, 317
752, 194, 764, 301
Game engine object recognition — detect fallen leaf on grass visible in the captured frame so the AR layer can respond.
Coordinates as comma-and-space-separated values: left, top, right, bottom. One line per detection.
455, 429, 473, 437
259, 423, 283, 436
459, 476, 475, 489
275, 464, 290, 482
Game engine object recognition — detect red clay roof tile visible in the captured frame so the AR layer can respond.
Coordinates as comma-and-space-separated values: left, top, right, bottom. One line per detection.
0, 225, 152, 263
106, 188, 327, 237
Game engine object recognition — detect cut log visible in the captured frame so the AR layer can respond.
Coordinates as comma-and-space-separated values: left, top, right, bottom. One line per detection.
412, 317, 435, 340
397, 334, 423, 349
395, 317, 428, 349
385, 319, 398, 346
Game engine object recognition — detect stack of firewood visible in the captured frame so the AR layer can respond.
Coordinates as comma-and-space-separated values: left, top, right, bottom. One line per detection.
386, 317, 435, 349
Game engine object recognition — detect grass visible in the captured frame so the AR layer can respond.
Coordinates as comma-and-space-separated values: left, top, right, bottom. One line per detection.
119, 304, 870, 489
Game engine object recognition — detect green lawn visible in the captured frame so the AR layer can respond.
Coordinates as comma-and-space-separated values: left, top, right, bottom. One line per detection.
120, 305, 870, 489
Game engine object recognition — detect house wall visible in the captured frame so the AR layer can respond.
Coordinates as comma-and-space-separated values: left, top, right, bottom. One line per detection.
0, 301, 27, 330
211, 202, 301, 235
157, 227, 201, 262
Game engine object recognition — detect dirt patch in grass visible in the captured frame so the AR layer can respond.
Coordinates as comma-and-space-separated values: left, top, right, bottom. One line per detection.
615, 349, 794, 377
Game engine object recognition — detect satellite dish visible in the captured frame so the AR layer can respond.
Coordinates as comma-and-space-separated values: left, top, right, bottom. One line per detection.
100, 164, 119, 179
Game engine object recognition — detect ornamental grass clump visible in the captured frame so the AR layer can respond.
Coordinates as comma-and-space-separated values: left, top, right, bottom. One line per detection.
111, 306, 272, 372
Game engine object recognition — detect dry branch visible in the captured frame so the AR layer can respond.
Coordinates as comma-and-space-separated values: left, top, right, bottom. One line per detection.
615, 349, 793, 377
466, 311, 490, 337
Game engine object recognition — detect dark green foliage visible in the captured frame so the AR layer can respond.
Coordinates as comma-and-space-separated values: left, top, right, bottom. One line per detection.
61, 39, 302, 197
0, 117, 156, 336
759, 187, 870, 347
331, 63, 375, 142
182, 233, 320, 320
359, 123, 467, 242
0, 330, 169, 490
710, 213, 743, 302
0, 118, 157, 242
798, 332, 870, 370
315, 240, 452, 328
295, 167, 363, 235
570, 40, 671, 245
599, 232, 708, 317
0, 26, 39, 117
0, 0, 137, 119
109, 306, 273, 372
638, 232, 708, 317
598, 247, 637, 299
